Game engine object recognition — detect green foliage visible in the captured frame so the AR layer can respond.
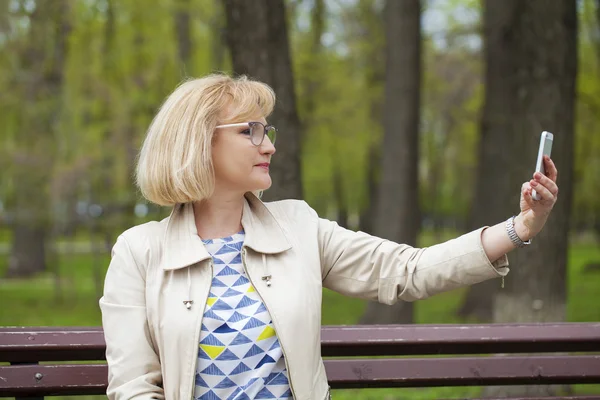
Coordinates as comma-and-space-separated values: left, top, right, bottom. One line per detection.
0, 0, 221, 234
1, 0, 597, 234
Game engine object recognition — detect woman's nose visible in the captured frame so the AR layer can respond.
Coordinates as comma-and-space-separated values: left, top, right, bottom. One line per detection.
260, 136, 276, 155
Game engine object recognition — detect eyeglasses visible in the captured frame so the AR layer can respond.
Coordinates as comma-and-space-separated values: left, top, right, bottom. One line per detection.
215, 121, 277, 146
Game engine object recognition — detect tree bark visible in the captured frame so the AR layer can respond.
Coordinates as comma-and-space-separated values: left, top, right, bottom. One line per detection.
7, 0, 71, 278
473, 1, 577, 397
359, 144, 380, 235
357, 0, 385, 236
224, 0, 302, 201
360, 0, 421, 325
174, 0, 192, 76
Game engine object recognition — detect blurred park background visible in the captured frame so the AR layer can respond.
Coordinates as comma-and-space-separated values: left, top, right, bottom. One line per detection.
1, 0, 600, 398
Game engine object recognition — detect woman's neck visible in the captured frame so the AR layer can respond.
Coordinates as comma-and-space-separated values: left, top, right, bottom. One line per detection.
192, 193, 245, 240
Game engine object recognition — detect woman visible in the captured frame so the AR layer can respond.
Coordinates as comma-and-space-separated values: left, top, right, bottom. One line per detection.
100, 74, 559, 400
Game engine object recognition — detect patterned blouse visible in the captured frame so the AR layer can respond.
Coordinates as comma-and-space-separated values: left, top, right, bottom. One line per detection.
193, 230, 293, 400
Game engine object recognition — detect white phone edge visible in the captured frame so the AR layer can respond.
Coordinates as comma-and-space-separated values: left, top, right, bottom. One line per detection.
532, 131, 554, 201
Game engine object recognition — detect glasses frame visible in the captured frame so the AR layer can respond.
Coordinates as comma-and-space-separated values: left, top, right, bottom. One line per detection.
215, 121, 277, 146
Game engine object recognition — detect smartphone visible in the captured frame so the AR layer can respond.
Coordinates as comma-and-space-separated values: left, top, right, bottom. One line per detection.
532, 131, 554, 200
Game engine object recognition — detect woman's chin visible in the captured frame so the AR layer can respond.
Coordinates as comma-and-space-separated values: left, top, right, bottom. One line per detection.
249, 177, 272, 192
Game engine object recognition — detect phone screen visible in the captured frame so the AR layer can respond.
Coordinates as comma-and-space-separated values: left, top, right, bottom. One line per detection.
538, 136, 552, 175
539, 136, 553, 175
533, 132, 553, 200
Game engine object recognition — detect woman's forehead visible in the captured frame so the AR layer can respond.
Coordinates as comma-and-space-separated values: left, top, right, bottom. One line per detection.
220, 102, 267, 125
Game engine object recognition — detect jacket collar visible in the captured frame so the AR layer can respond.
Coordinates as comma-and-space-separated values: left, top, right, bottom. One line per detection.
162, 192, 292, 271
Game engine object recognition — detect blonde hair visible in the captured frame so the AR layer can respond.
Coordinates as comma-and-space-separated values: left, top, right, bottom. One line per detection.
136, 74, 276, 206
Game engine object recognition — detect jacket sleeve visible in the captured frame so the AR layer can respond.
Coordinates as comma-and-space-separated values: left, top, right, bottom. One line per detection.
99, 235, 165, 400
314, 209, 510, 304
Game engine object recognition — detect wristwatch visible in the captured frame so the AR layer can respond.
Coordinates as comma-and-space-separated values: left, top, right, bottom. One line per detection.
506, 216, 531, 248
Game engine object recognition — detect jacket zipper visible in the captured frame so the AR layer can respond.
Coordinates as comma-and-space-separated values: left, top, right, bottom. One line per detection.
189, 259, 213, 399
242, 247, 297, 399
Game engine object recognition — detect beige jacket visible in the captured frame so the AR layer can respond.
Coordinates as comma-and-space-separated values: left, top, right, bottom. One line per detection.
100, 193, 509, 400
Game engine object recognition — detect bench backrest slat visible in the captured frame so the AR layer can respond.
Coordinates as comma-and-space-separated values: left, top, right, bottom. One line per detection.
2, 356, 600, 397
1, 323, 600, 398
2, 323, 600, 362
325, 355, 600, 388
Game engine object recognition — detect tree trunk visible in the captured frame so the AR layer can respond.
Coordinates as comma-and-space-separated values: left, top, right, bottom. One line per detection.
475, 1, 577, 397
7, 224, 46, 278
357, 0, 385, 236
174, 0, 192, 76
596, 0, 600, 63
360, 0, 421, 325
210, 1, 226, 71
224, 0, 302, 201
457, 0, 577, 325
7, 0, 71, 278
359, 144, 380, 235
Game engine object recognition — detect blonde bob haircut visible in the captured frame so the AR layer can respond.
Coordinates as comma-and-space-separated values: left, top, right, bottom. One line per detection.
136, 74, 276, 206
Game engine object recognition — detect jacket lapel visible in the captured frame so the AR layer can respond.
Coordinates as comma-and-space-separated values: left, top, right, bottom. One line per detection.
162, 192, 291, 271
242, 192, 292, 255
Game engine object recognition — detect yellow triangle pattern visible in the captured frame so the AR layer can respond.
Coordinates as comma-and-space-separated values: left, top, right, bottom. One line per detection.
200, 344, 225, 359
206, 298, 217, 307
257, 325, 276, 341
247, 285, 255, 293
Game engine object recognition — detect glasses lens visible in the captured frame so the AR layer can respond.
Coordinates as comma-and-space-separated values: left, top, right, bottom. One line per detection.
266, 127, 277, 144
250, 123, 264, 146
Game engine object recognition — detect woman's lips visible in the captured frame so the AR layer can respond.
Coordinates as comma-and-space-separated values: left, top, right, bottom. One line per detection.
255, 163, 270, 170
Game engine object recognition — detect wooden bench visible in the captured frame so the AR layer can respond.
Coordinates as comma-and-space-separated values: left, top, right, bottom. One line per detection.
1, 323, 600, 399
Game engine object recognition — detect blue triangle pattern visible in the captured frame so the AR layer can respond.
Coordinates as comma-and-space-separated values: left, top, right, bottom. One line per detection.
268, 340, 280, 351
195, 231, 292, 398
216, 266, 238, 276
255, 388, 276, 399
242, 317, 265, 330
229, 253, 242, 264
241, 377, 260, 390
237, 296, 258, 308
229, 391, 250, 400
243, 344, 265, 358
227, 241, 243, 251
214, 323, 236, 334
255, 354, 276, 368
210, 278, 227, 287
200, 334, 225, 347
195, 373, 209, 387
222, 288, 242, 297
230, 332, 252, 345
211, 299, 233, 311
269, 372, 289, 385
225, 387, 242, 400
199, 390, 221, 400
263, 372, 279, 385
227, 311, 249, 323
255, 303, 267, 314
232, 275, 250, 286
199, 363, 225, 376
216, 244, 238, 255
215, 376, 237, 388
229, 362, 251, 375
203, 309, 224, 321
215, 348, 239, 361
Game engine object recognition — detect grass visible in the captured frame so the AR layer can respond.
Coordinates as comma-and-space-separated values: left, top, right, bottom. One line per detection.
1, 232, 599, 399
